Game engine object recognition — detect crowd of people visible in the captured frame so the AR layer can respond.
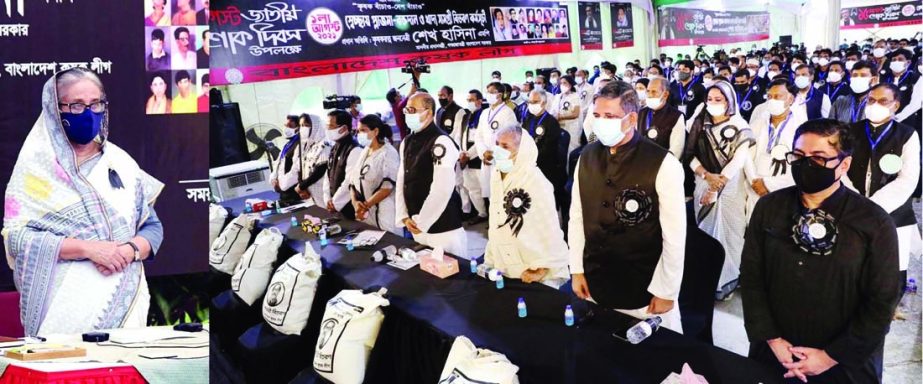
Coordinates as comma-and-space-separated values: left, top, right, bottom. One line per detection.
268, 37, 921, 382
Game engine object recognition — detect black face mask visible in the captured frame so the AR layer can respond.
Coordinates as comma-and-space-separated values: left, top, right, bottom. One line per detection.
734, 84, 749, 94
790, 157, 841, 194
438, 98, 449, 108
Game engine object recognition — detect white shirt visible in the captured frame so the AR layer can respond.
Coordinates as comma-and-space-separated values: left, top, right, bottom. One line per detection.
322, 146, 362, 210
272, 138, 302, 191
475, 103, 518, 158
793, 87, 831, 119
395, 133, 461, 233
745, 108, 806, 192
567, 149, 687, 302
642, 106, 687, 159
896, 75, 923, 122
171, 49, 196, 70
859, 124, 920, 215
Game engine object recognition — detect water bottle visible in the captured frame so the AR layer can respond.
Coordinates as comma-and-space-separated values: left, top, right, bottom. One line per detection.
318, 225, 328, 247
496, 275, 505, 289
907, 278, 917, 294
346, 236, 355, 251
564, 305, 574, 326
470, 259, 478, 273
517, 298, 527, 318
244, 202, 253, 213
626, 316, 662, 344
290, 216, 298, 227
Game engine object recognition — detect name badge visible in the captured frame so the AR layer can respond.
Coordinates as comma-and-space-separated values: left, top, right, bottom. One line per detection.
647, 128, 658, 139
879, 153, 902, 175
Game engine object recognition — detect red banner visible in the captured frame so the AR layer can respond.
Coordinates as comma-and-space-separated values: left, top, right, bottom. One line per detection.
840, 1, 922, 30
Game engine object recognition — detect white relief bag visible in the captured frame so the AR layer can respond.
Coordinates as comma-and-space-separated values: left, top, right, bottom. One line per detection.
262, 243, 323, 335
438, 336, 520, 384
209, 214, 257, 274
313, 288, 390, 384
231, 227, 284, 305
208, 203, 228, 247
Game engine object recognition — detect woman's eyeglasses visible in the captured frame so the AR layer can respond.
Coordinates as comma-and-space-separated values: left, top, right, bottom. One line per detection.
59, 101, 108, 114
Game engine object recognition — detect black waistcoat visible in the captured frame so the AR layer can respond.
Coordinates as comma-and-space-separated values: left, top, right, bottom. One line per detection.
437, 102, 465, 136
328, 136, 357, 198
578, 133, 668, 309
402, 123, 463, 233
847, 119, 916, 227
802, 88, 823, 120
461, 108, 482, 169
638, 105, 682, 150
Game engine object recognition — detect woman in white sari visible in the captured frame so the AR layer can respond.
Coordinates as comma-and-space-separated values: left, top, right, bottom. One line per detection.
2, 68, 163, 336
295, 113, 329, 207
683, 80, 754, 301
348, 115, 401, 235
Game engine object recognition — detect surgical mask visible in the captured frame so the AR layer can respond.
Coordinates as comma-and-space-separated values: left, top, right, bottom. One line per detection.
636, 90, 647, 101
354, 104, 363, 112
872, 47, 886, 58
861, 54, 869, 61
357, 131, 373, 147
703, 79, 715, 88
496, 158, 514, 173
406, 113, 426, 132
527, 103, 543, 115
438, 98, 449, 108
693, 67, 701, 74
560, 84, 571, 93
550, 76, 559, 85
706, 102, 726, 117
762, 59, 771, 65
865, 103, 892, 123
492, 145, 514, 172
730, 65, 738, 73
845, 60, 856, 71
647, 74, 658, 81
791, 156, 840, 194
525, 76, 534, 82
849, 77, 871, 94
600, 73, 612, 80
575, 76, 585, 85
747, 68, 757, 77
485, 93, 499, 105
827, 71, 843, 83
811, 57, 819, 64
766, 71, 779, 79
889, 61, 907, 73
60, 109, 103, 145
817, 58, 829, 67
677, 71, 691, 81
593, 117, 625, 147
766, 99, 787, 116
534, 83, 544, 91
794, 75, 811, 89
511, 91, 520, 100
283, 127, 297, 138
467, 101, 478, 111
646, 94, 664, 109
325, 126, 346, 143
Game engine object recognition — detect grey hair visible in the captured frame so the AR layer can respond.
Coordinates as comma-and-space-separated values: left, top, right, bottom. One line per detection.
597, 80, 639, 114
528, 89, 548, 105
648, 76, 670, 94
496, 124, 522, 151
56, 68, 105, 100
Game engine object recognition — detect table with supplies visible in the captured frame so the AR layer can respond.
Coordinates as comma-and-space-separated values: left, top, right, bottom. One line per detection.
0, 326, 208, 384
215, 192, 783, 383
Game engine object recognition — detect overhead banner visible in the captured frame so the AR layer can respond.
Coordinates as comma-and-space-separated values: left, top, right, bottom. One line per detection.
577, 2, 602, 50
210, 0, 572, 85
657, 8, 769, 47
609, 3, 634, 48
840, 1, 922, 30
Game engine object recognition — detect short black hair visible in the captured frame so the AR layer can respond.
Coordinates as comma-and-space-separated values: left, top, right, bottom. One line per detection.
733, 68, 751, 79
285, 115, 299, 126
201, 73, 210, 84
492, 70, 502, 78
202, 29, 209, 40
768, 78, 798, 96
525, 70, 534, 76
870, 83, 900, 101
596, 80, 639, 115
359, 114, 393, 144
550, 69, 561, 76
601, 62, 617, 73
175, 70, 191, 84
890, 49, 913, 61
795, 64, 815, 76
151, 29, 165, 41
386, 88, 400, 104
827, 61, 846, 73
328, 109, 353, 129
851, 60, 877, 74
469, 89, 483, 100
768, 60, 784, 70
486, 81, 504, 93
676, 60, 695, 71
174, 26, 190, 40
441, 85, 454, 96
793, 118, 853, 157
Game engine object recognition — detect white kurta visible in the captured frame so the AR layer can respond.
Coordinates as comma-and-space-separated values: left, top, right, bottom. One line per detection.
323, 146, 362, 211
347, 143, 402, 235
272, 137, 302, 191
551, 91, 582, 154
301, 140, 330, 207
689, 117, 753, 291
475, 104, 518, 197
744, 107, 805, 220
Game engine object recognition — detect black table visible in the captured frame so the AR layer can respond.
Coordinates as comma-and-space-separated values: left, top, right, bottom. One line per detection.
218, 192, 783, 384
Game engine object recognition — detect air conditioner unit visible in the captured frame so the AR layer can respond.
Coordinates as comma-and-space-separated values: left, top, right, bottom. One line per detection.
209, 160, 272, 202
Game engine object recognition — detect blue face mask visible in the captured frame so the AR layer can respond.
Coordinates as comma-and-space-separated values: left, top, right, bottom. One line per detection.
492, 145, 514, 173
60, 109, 103, 144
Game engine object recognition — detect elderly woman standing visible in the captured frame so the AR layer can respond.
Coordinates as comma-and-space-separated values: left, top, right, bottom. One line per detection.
684, 80, 753, 301
2, 68, 163, 336
348, 115, 401, 235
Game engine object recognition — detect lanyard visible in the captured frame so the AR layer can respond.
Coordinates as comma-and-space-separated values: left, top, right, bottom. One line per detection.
865, 120, 894, 152
487, 104, 507, 125
645, 109, 654, 133
890, 70, 911, 85
851, 96, 868, 123
825, 82, 844, 99
800, 86, 815, 105
530, 112, 548, 135
678, 81, 691, 104
766, 112, 792, 153
737, 85, 754, 105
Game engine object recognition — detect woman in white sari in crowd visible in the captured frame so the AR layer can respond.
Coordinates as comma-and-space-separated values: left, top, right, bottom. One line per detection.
2, 68, 163, 336
683, 80, 754, 301
348, 114, 401, 235
295, 113, 329, 207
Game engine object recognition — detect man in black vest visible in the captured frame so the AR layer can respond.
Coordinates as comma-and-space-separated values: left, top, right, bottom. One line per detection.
668, 60, 706, 117
793, 64, 831, 120
436, 85, 469, 143
323, 109, 361, 220
638, 77, 685, 158
846, 83, 920, 300
742, 119, 901, 383
568, 81, 686, 332
884, 49, 921, 129
396, 93, 468, 257
733, 68, 766, 123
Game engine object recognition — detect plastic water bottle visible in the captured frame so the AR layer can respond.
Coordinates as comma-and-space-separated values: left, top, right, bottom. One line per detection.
318, 225, 328, 247
907, 278, 917, 294
290, 216, 298, 227
346, 236, 354, 251
564, 305, 575, 326
626, 316, 662, 344
517, 298, 527, 318
470, 259, 478, 273
244, 202, 252, 213
496, 275, 505, 289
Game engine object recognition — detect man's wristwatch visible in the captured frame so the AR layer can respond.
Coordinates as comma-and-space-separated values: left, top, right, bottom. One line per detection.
122, 241, 141, 262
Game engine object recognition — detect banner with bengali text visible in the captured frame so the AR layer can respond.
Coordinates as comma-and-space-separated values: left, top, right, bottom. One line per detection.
839, 1, 922, 30
657, 7, 769, 47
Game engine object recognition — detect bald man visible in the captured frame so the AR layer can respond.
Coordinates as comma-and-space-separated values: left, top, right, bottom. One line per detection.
638, 76, 686, 158
395, 93, 468, 258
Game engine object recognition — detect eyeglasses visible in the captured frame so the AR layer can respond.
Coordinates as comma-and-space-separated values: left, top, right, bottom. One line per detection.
786, 151, 844, 168
403, 106, 427, 114
59, 100, 108, 114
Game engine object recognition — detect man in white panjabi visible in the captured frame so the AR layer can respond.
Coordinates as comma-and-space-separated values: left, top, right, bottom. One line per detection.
485, 125, 569, 288
475, 82, 518, 201
3, 68, 162, 336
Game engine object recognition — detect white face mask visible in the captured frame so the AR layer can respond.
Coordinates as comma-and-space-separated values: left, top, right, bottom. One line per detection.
873, 47, 886, 58
766, 71, 779, 79
861, 54, 869, 61
850, 77, 871, 94
527, 103, 544, 115
817, 58, 830, 67
889, 61, 907, 73
575, 76, 585, 85
600, 73, 612, 80
593, 117, 626, 147
325, 126, 345, 143
636, 90, 647, 101
794, 75, 811, 89
405, 112, 425, 132
865, 103, 892, 124
354, 104, 363, 112
747, 68, 757, 78
730, 65, 738, 73
811, 57, 819, 64
827, 71, 843, 83
357, 131, 372, 147
283, 127, 297, 138
550, 76, 560, 85
485, 93, 500, 106
845, 60, 857, 71
706, 102, 727, 117
560, 84, 572, 94
646, 94, 664, 109
467, 101, 478, 111
703, 79, 715, 88
525, 76, 533, 82
534, 83, 544, 91
766, 99, 788, 116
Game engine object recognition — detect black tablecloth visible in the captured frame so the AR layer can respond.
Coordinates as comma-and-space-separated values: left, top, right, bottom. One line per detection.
219, 193, 783, 384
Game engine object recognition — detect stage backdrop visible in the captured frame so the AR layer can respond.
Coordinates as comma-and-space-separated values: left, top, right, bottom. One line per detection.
657, 7, 770, 47
839, 0, 922, 30
0, 0, 209, 290
609, 2, 634, 48
210, 0, 573, 85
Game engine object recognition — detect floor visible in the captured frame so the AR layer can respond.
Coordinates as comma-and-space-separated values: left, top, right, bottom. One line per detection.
462, 200, 923, 383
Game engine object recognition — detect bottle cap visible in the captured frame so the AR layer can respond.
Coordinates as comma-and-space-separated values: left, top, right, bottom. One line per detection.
518, 297, 525, 304
565, 305, 572, 311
